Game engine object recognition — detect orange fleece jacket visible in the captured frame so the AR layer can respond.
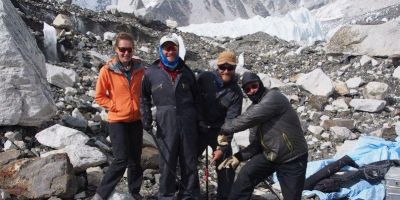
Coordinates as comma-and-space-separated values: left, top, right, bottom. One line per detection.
95, 57, 144, 122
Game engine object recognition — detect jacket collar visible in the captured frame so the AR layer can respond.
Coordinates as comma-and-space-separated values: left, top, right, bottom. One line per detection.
107, 56, 143, 74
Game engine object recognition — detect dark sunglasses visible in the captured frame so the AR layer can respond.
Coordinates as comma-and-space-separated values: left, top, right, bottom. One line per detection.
117, 47, 133, 53
218, 64, 236, 71
244, 83, 259, 94
162, 45, 178, 52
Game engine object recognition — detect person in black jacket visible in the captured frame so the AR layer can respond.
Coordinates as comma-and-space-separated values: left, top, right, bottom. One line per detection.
197, 51, 243, 199
217, 72, 308, 200
140, 34, 200, 200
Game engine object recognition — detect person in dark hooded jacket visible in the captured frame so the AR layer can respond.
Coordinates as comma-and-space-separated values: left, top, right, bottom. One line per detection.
197, 51, 243, 199
140, 34, 200, 200
217, 72, 308, 200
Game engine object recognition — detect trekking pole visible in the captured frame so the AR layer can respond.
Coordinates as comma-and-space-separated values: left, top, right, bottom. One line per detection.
263, 180, 281, 200
205, 146, 209, 200
147, 126, 187, 191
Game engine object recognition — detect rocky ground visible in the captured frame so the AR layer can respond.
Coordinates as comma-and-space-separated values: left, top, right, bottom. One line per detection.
1, 0, 400, 199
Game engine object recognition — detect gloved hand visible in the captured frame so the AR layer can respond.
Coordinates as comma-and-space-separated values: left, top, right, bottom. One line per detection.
218, 156, 240, 170
217, 134, 228, 146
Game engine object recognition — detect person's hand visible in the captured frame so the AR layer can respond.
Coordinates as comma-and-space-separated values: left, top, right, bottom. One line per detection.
211, 149, 223, 165
218, 156, 240, 170
217, 134, 228, 146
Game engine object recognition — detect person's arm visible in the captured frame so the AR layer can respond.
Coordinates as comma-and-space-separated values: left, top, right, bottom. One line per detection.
95, 68, 117, 112
221, 93, 283, 134
140, 72, 153, 131
234, 131, 262, 161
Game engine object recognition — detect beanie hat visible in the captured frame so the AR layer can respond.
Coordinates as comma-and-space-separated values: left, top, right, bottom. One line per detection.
217, 51, 237, 66
241, 72, 266, 104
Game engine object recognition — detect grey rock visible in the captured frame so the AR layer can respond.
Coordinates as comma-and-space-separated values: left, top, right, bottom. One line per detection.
0, 0, 56, 126
346, 77, 365, 89
141, 146, 159, 170
52, 14, 73, 30
0, 189, 10, 200
41, 144, 107, 171
350, 99, 386, 112
296, 68, 334, 97
86, 167, 104, 187
4, 131, 22, 141
35, 124, 89, 149
46, 63, 78, 89
322, 119, 355, 130
0, 149, 22, 166
326, 20, 400, 57
393, 66, 400, 79
363, 82, 388, 100
330, 126, 357, 142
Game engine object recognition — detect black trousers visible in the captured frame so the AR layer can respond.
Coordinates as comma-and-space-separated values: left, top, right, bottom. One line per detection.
198, 127, 234, 200
97, 121, 143, 199
229, 153, 307, 200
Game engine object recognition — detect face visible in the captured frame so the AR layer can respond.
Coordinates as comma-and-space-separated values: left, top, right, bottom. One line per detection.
244, 81, 259, 96
217, 63, 236, 83
161, 42, 178, 62
115, 39, 133, 65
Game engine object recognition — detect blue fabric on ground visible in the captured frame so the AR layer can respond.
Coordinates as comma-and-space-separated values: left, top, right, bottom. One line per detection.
299, 136, 400, 200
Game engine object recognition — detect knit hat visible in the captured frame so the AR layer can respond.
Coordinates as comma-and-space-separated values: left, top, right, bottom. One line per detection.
217, 51, 237, 65
241, 72, 266, 104
160, 34, 179, 47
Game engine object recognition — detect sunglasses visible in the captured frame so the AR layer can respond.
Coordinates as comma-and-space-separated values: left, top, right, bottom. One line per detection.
244, 83, 259, 94
117, 47, 133, 53
218, 64, 236, 71
162, 45, 178, 52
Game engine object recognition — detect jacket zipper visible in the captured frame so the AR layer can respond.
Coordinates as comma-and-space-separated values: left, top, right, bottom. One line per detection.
282, 132, 294, 152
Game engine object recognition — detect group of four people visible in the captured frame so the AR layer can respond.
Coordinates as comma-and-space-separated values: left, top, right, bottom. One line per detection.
94, 32, 308, 200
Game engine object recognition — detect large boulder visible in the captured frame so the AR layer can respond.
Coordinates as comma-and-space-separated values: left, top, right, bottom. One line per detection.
0, 0, 57, 126
0, 154, 77, 199
41, 144, 107, 171
296, 68, 334, 97
45, 63, 78, 89
326, 20, 400, 57
35, 124, 89, 149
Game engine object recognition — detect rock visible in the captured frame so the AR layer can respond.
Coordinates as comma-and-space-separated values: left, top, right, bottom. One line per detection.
326, 20, 400, 57
393, 66, 400, 79
259, 73, 285, 89
0, 0, 56, 126
41, 144, 107, 171
71, 108, 88, 128
52, 14, 73, 30
4, 140, 25, 151
296, 68, 334, 96
308, 95, 328, 111
86, 167, 103, 187
336, 139, 359, 157
360, 55, 373, 66
396, 122, 400, 136
35, 124, 89, 149
307, 125, 324, 136
350, 99, 386, 112
331, 98, 349, 111
330, 126, 357, 142
0, 153, 77, 199
362, 82, 388, 100
64, 87, 77, 95
0, 149, 22, 166
103, 31, 116, 41
74, 191, 86, 199
62, 115, 88, 129
346, 77, 365, 89
322, 119, 354, 130
108, 191, 134, 200
334, 80, 349, 95
45, 63, 78, 89
4, 131, 22, 141
0, 189, 10, 200
87, 50, 110, 68
141, 146, 159, 170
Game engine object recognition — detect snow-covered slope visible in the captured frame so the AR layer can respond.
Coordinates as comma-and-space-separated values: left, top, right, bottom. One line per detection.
178, 7, 324, 45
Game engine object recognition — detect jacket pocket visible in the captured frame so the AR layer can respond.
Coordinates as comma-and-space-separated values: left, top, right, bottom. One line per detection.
282, 132, 294, 152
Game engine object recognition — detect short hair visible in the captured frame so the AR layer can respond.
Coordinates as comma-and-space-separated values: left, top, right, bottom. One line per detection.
114, 32, 134, 48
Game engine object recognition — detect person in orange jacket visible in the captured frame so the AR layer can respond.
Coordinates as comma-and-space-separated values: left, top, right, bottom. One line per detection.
93, 32, 144, 200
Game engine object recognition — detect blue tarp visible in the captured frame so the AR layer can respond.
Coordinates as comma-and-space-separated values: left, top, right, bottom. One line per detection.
301, 136, 400, 200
